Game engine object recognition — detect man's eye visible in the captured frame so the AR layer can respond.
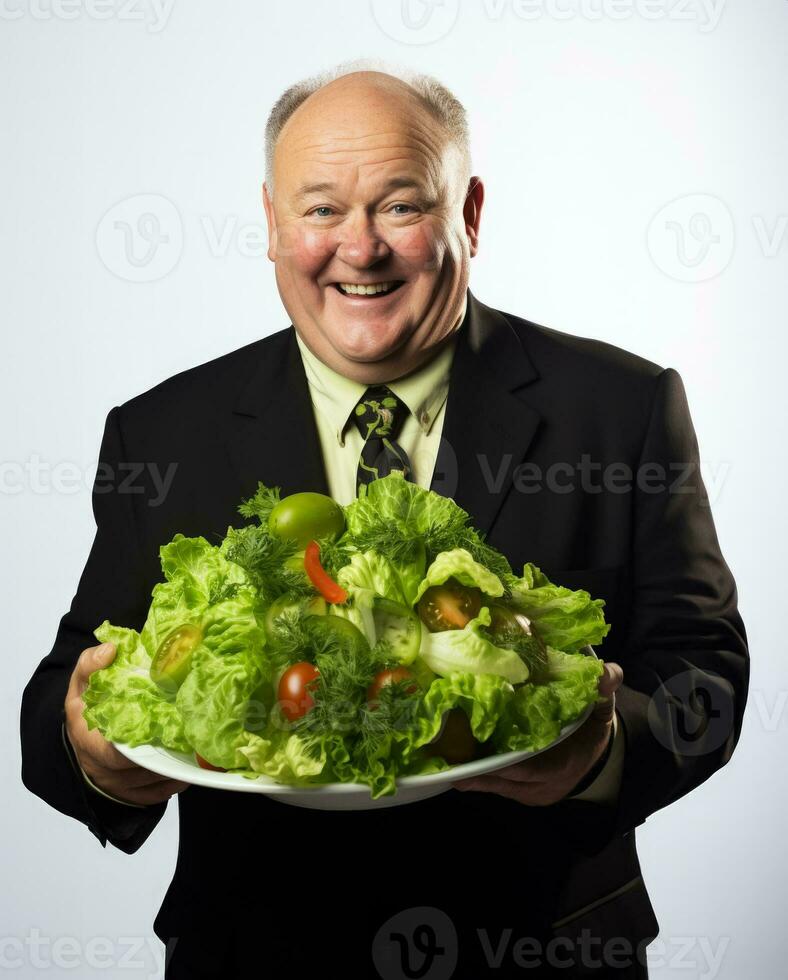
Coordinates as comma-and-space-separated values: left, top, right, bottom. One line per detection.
390, 203, 416, 215
311, 206, 334, 218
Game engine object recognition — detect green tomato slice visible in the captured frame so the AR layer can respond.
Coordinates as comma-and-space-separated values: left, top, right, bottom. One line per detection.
372, 596, 422, 665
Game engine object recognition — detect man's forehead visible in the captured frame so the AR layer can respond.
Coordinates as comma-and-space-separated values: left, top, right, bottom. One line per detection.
291, 173, 432, 203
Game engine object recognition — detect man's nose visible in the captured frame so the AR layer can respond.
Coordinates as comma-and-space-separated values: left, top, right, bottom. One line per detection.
334, 213, 391, 266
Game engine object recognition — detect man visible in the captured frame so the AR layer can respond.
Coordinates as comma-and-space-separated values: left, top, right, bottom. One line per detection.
20, 63, 748, 978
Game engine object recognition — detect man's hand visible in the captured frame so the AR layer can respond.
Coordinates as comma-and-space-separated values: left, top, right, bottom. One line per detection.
452, 661, 624, 806
64, 642, 190, 807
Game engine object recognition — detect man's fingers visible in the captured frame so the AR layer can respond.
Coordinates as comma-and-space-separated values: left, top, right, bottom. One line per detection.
592, 661, 623, 723
68, 642, 117, 699
104, 779, 191, 807
599, 661, 624, 697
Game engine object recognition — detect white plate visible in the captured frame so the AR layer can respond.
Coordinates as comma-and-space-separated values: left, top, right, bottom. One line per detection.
114, 645, 598, 811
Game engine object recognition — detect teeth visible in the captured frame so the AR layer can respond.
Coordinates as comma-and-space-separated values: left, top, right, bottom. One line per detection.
338, 281, 398, 295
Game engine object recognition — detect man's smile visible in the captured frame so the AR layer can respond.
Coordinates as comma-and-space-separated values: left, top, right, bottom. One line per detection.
328, 279, 409, 303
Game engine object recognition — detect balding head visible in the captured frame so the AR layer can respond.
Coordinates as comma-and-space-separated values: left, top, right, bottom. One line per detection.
261, 60, 483, 385
265, 63, 472, 202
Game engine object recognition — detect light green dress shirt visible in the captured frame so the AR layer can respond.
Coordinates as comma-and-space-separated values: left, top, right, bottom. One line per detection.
294, 329, 458, 507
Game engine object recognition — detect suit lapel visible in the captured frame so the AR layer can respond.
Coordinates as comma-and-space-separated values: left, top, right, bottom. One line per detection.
227, 287, 542, 542
431, 288, 541, 538
227, 327, 331, 500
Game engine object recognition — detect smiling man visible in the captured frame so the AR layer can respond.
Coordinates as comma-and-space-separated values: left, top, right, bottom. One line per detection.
21, 60, 748, 979
262, 68, 473, 386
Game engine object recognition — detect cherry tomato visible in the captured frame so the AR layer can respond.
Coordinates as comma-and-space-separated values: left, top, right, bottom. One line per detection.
367, 667, 418, 704
425, 708, 480, 765
277, 662, 320, 722
416, 578, 483, 632
195, 752, 227, 772
268, 492, 345, 549
486, 602, 548, 679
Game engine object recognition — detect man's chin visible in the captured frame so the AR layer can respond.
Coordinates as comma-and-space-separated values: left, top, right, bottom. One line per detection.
326, 325, 412, 365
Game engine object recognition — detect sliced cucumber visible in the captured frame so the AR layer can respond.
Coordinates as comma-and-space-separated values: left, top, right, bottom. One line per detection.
371, 596, 422, 665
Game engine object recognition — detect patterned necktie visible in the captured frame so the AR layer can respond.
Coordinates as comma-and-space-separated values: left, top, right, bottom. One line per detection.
351, 384, 414, 493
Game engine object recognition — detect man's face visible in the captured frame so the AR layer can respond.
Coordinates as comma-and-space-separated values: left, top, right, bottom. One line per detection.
262, 72, 483, 384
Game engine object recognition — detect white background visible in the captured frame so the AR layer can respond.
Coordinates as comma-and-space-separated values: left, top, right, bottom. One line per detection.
2, 1, 785, 977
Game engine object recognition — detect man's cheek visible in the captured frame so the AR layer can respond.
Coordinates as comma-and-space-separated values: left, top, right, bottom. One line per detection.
275, 224, 333, 265
393, 225, 445, 269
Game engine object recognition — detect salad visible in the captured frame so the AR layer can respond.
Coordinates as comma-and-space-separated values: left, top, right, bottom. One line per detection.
83, 472, 610, 799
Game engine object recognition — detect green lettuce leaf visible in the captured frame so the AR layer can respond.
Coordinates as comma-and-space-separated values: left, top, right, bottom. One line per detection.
412, 547, 505, 605
336, 550, 407, 605
507, 563, 611, 653
342, 471, 513, 583
175, 594, 267, 769
491, 647, 604, 753
82, 621, 191, 752
140, 534, 252, 659
234, 729, 327, 783
419, 605, 530, 684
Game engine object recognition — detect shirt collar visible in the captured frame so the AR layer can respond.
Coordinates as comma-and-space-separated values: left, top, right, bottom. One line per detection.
295, 294, 465, 447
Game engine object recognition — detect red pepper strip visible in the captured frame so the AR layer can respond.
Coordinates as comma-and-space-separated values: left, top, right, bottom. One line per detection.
303, 539, 348, 604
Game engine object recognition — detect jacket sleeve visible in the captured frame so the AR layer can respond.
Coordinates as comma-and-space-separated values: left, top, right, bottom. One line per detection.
20, 406, 168, 854
610, 367, 749, 834
548, 367, 749, 853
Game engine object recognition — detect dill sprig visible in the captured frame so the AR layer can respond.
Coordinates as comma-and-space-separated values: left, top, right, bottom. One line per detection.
356, 679, 422, 763
350, 515, 513, 593
207, 582, 241, 606
237, 482, 281, 526
224, 525, 313, 604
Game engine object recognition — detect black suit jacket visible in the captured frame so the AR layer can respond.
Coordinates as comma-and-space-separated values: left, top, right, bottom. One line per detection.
21, 288, 749, 978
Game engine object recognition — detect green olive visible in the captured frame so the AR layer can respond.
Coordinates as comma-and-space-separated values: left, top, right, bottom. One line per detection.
150, 623, 203, 694
268, 492, 345, 549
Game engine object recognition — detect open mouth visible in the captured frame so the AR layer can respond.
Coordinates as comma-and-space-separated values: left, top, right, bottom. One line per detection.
331, 280, 406, 298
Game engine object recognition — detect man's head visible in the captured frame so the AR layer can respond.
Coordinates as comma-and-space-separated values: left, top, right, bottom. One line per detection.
262, 60, 483, 384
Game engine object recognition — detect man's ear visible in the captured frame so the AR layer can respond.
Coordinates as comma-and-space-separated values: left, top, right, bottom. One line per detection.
463, 176, 484, 257
262, 181, 277, 261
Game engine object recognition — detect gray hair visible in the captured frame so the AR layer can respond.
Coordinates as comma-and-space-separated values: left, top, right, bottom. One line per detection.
263, 57, 472, 200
